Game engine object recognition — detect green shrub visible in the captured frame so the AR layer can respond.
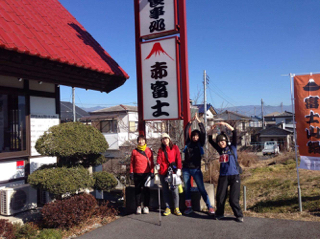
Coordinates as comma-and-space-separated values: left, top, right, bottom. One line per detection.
36, 229, 62, 239
28, 166, 94, 197
35, 122, 108, 166
42, 193, 97, 228
0, 219, 14, 239
93, 171, 118, 192
13, 222, 38, 239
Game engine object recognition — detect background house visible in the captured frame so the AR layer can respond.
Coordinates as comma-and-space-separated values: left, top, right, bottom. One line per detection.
81, 105, 163, 159
213, 110, 253, 146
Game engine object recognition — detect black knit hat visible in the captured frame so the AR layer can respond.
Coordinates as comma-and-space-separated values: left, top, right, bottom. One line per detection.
216, 133, 228, 143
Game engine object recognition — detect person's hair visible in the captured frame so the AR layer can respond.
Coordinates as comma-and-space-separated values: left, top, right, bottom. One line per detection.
137, 134, 146, 143
191, 129, 200, 140
161, 138, 174, 150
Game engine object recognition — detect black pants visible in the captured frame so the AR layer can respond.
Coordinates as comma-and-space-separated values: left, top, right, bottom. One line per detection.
134, 173, 150, 207
216, 174, 243, 218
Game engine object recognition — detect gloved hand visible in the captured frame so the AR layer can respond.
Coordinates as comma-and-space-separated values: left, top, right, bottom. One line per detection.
176, 169, 181, 177
155, 164, 160, 171
150, 173, 155, 179
130, 173, 134, 181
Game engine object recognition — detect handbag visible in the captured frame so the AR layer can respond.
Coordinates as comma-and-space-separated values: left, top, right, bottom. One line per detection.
144, 175, 155, 187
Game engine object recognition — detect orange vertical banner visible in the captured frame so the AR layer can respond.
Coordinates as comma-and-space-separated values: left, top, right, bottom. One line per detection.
294, 74, 320, 170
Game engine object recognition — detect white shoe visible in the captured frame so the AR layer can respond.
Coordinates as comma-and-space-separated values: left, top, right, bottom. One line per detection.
143, 206, 149, 214
136, 206, 141, 214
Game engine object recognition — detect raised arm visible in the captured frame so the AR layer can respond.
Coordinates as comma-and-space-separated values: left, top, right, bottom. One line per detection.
184, 121, 192, 145
231, 129, 237, 147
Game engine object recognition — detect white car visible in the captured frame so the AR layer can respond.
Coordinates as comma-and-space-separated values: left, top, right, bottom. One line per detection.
262, 141, 280, 155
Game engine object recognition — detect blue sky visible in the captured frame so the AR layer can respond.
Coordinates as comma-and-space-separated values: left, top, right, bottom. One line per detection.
59, 0, 320, 111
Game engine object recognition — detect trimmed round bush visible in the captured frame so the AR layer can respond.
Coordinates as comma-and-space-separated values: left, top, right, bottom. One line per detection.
42, 193, 97, 228
35, 122, 108, 166
93, 171, 118, 192
28, 166, 94, 197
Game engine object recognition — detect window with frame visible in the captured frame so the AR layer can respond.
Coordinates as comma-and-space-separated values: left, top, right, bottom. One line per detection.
0, 94, 26, 154
101, 120, 118, 133
129, 121, 138, 132
153, 122, 166, 133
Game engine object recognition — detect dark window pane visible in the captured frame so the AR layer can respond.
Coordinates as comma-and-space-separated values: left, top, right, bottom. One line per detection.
0, 94, 26, 153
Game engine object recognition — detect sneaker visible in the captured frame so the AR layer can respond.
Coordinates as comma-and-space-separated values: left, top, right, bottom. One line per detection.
174, 208, 182, 216
136, 206, 141, 214
236, 217, 244, 223
184, 208, 193, 215
143, 206, 149, 214
208, 207, 215, 215
163, 208, 171, 216
215, 214, 224, 220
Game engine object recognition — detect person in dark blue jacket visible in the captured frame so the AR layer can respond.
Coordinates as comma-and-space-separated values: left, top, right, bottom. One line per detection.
208, 122, 243, 222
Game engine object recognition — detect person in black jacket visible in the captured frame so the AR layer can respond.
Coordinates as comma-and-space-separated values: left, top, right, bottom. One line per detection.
182, 113, 215, 215
208, 122, 243, 222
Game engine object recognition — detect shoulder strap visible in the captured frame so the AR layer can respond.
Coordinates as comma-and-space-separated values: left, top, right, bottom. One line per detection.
136, 149, 151, 169
163, 148, 170, 164
229, 147, 240, 167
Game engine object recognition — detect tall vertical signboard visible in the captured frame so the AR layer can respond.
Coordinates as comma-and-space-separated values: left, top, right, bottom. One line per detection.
135, 0, 190, 134
294, 74, 320, 170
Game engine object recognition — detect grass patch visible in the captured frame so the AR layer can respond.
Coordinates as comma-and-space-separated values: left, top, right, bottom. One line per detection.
222, 152, 320, 221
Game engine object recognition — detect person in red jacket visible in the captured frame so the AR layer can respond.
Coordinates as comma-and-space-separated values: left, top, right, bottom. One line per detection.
130, 135, 154, 214
156, 133, 182, 216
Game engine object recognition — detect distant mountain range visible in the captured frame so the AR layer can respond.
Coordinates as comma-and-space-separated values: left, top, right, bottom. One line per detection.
219, 105, 292, 117
81, 106, 105, 112
81, 104, 293, 117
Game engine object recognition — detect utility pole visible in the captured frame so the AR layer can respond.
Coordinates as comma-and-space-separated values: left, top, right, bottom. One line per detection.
261, 99, 265, 129
72, 87, 76, 122
280, 102, 283, 112
203, 70, 208, 130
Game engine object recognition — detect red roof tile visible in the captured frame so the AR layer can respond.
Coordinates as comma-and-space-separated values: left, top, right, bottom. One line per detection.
0, 0, 129, 79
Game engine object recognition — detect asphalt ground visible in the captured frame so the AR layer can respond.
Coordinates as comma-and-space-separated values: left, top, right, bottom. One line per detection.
77, 211, 320, 239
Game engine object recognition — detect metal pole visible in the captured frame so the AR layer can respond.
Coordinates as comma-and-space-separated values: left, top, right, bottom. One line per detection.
243, 185, 247, 211
204, 70, 207, 129
290, 73, 302, 212
203, 70, 208, 163
72, 87, 76, 122
134, 0, 146, 135
158, 185, 161, 226
261, 99, 265, 129
179, 0, 191, 130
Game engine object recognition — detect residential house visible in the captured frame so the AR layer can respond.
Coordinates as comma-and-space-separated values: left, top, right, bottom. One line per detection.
258, 127, 293, 151
193, 103, 217, 127
0, 0, 128, 203
213, 110, 252, 146
81, 105, 163, 159
264, 112, 281, 127
60, 101, 89, 123
258, 111, 294, 151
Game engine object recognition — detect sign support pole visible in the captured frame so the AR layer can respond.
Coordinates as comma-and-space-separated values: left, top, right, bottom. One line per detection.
290, 73, 302, 212
134, 0, 145, 135
178, 0, 191, 129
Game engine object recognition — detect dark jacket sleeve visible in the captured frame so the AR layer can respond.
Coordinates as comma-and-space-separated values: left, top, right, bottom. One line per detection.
231, 129, 237, 148
199, 122, 206, 147
184, 122, 192, 145
208, 135, 220, 152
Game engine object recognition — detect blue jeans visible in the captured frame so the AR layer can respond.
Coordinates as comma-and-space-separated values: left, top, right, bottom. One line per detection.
160, 175, 179, 209
183, 168, 212, 209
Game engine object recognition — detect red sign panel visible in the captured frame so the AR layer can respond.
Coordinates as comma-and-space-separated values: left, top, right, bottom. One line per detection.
294, 74, 320, 170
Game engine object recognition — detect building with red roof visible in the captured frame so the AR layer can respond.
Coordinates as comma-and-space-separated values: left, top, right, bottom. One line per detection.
0, 0, 129, 201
